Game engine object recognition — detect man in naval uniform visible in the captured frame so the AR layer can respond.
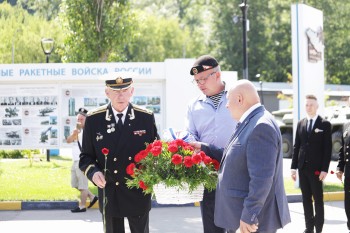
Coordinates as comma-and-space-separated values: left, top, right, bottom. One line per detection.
79, 73, 158, 233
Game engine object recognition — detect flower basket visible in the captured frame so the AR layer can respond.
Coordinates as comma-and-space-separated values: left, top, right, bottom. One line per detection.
153, 183, 204, 204
125, 137, 219, 197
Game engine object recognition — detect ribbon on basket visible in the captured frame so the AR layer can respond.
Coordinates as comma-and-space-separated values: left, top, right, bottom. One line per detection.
163, 128, 195, 142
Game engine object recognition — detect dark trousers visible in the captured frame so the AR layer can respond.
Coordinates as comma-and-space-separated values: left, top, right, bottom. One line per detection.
200, 189, 225, 233
299, 166, 324, 232
345, 171, 350, 230
104, 212, 149, 233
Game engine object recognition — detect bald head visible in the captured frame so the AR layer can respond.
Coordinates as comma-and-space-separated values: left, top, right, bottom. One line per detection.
226, 80, 260, 121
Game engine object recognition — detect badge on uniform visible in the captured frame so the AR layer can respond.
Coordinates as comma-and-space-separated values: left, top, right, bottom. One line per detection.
128, 109, 135, 120
107, 123, 115, 133
96, 132, 103, 141
314, 128, 323, 133
134, 130, 146, 136
105, 109, 112, 121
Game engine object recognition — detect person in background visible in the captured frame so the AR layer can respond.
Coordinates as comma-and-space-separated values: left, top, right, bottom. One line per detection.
185, 55, 236, 233
66, 107, 98, 213
336, 116, 350, 233
79, 73, 158, 233
291, 94, 332, 233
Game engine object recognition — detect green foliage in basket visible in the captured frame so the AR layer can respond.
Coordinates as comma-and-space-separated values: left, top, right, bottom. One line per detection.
125, 139, 219, 194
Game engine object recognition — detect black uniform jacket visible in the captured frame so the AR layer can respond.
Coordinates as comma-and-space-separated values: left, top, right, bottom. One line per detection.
291, 115, 332, 172
79, 103, 158, 217
337, 122, 350, 178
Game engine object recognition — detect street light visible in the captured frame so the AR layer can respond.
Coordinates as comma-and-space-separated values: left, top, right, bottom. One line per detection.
41, 38, 55, 63
40, 38, 54, 162
239, 0, 249, 80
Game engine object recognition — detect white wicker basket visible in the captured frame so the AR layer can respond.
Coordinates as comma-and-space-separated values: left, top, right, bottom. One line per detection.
153, 183, 204, 204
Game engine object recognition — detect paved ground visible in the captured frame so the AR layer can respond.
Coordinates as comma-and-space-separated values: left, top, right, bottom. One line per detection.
0, 201, 348, 233
0, 159, 347, 232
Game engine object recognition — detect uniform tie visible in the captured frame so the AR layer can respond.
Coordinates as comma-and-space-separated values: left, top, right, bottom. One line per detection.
117, 113, 123, 131
308, 119, 313, 135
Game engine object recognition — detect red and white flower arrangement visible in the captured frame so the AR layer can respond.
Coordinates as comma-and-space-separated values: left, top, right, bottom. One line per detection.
125, 139, 219, 194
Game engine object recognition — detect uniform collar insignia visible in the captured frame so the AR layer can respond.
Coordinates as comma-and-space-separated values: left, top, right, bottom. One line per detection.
128, 108, 135, 120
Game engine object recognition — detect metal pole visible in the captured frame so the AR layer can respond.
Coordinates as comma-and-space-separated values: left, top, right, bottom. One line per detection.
239, 0, 249, 80
46, 55, 49, 63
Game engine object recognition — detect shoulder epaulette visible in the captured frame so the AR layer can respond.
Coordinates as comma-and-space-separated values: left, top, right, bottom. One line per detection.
133, 104, 153, 115
87, 104, 108, 116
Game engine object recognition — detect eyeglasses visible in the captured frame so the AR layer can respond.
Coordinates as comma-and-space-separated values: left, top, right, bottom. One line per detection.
192, 72, 217, 85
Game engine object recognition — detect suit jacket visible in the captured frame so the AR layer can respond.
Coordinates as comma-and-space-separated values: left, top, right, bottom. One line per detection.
337, 122, 350, 178
202, 106, 290, 231
79, 103, 158, 217
291, 115, 332, 172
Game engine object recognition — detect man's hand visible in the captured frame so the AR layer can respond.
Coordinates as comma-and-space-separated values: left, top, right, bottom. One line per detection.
92, 171, 106, 188
291, 170, 297, 181
336, 170, 343, 181
318, 171, 327, 181
239, 220, 258, 233
188, 141, 201, 153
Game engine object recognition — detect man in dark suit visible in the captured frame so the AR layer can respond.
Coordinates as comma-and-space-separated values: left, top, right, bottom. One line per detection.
291, 94, 332, 233
192, 80, 291, 233
79, 72, 158, 233
336, 121, 350, 232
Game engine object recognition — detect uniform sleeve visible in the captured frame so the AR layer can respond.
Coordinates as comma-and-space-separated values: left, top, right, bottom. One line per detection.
291, 121, 301, 169
79, 115, 101, 182
321, 121, 332, 172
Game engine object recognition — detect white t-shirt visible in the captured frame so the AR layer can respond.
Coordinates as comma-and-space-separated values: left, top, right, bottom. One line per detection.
72, 131, 83, 161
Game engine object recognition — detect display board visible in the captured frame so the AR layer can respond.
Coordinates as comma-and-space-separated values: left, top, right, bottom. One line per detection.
0, 81, 163, 149
0, 85, 59, 148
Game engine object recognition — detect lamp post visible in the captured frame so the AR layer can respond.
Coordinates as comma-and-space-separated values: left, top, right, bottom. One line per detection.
41, 38, 55, 63
41, 38, 54, 161
239, 0, 249, 80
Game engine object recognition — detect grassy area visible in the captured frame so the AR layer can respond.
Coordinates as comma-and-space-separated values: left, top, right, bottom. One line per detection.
0, 157, 344, 201
283, 178, 343, 194
0, 156, 97, 201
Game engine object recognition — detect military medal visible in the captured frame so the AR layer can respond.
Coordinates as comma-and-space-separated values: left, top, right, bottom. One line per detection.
107, 123, 115, 133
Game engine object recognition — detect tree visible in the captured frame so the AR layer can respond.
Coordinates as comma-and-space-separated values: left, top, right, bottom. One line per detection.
58, 0, 137, 62
0, 2, 63, 63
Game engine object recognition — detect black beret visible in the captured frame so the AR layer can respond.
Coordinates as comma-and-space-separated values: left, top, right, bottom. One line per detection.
190, 55, 219, 75
78, 107, 88, 116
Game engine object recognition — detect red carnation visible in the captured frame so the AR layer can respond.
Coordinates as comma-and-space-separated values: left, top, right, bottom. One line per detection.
153, 140, 162, 147
150, 146, 162, 156
203, 156, 212, 165
330, 170, 335, 174
168, 144, 178, 153
314, 170, 320, 176
211, 159, 220, 171
139, 180, 148, 190
183, 145, 194, 151
101, 148, 109, 156
192, 153, 202, 164
183, 156, 194, 168
175, 139, 186, 147
135, 150, 148, 163
171, 154, 183, 165
198, 151, 206, 160
126, 163, 136, 176
145, 144, 153, 153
